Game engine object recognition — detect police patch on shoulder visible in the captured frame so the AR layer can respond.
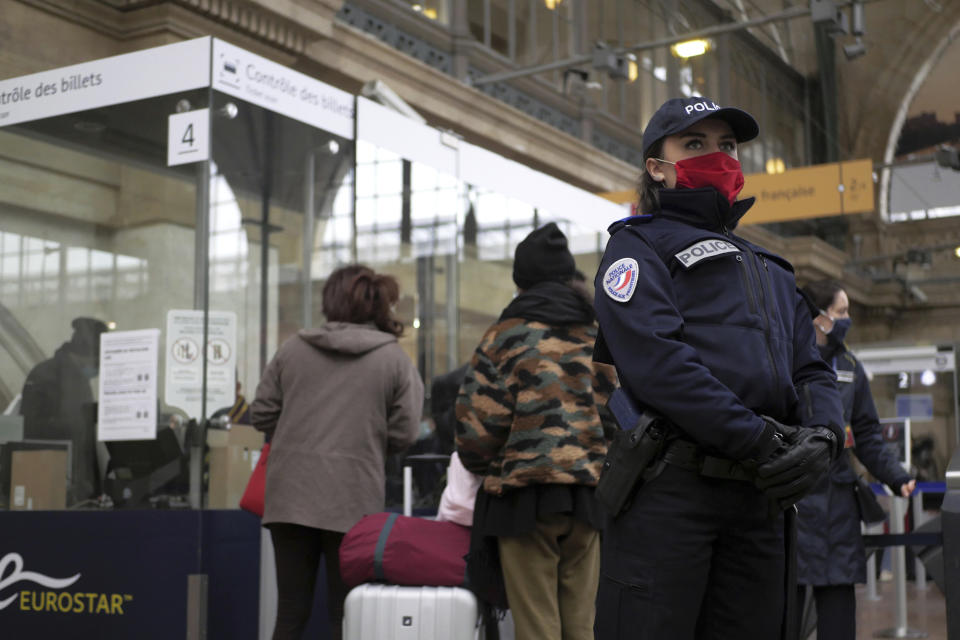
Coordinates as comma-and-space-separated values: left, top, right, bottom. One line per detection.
603, 258, 639, 302
674, 238, 740, 268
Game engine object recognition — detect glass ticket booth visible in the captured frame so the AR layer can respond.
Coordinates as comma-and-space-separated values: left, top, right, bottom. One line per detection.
0, 37, 623, 639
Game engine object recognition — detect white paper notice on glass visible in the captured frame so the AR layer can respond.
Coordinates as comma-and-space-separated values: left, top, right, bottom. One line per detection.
164, 310, 237, 420
97, 329, 160, 442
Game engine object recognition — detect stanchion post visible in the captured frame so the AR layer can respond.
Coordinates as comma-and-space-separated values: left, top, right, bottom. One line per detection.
865, 521, 883, 601
912, 491, 928, 591
874, 496, 927, 638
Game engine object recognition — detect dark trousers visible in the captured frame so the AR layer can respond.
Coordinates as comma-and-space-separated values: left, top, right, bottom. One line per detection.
268, 523, 348, 640
596, 464, 785, 640
798, 584, 856, 640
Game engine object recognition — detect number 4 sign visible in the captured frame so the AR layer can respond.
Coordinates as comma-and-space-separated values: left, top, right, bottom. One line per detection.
167, 108, 210, 166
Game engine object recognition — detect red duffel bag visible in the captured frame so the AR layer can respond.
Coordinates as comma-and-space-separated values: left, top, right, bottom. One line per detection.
339, 512, 470, 588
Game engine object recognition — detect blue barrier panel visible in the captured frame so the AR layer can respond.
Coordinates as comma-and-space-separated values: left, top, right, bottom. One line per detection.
202, 510, 262, 640
0, 511, 197, 639
869, 481, 946, 494
0, 510, 261, 640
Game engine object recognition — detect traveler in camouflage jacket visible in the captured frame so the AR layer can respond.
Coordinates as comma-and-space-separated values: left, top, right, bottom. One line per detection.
456, 223, 617, 640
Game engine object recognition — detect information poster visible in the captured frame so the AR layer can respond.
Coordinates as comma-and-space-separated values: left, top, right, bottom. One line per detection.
164, 310, 237, 420
97, 329, 160, 442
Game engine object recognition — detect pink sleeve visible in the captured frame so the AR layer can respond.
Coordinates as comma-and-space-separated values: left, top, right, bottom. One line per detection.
436, 452, 483, 527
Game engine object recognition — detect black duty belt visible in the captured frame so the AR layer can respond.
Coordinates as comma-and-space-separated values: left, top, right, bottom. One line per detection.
661, 439, 754, 483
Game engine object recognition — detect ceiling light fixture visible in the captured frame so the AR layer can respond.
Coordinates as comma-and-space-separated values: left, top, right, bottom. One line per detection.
626, 53, 639, 82
671, 39, 711, 59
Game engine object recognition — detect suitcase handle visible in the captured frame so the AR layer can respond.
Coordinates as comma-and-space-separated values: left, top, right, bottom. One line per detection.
402, 455, 451, 516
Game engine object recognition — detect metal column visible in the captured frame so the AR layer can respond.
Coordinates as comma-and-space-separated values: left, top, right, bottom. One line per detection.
302, 151, 316, 330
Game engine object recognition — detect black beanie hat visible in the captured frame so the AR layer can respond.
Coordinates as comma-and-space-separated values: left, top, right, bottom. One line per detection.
512, 222, 576, 289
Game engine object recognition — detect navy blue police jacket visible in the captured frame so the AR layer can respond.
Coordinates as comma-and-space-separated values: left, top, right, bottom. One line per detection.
797, 343, 911, 585
594, 188, 844, 460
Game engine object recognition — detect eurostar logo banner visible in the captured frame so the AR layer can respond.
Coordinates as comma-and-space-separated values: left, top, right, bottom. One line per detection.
0, 511, 193, 638
0, 552, 133, 615
0, 552, 81, 610
0, 510, 261, 640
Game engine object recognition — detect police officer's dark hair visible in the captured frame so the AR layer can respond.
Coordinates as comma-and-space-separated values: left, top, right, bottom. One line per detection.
637, 139, 665, 214
801, 280, 845, 314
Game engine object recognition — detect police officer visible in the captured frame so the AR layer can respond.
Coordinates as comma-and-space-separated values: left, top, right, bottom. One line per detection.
796, 280, 915, 640
593, 96, 845, 640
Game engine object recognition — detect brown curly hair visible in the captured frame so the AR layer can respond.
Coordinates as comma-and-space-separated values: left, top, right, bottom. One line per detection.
321, 264, 404, 336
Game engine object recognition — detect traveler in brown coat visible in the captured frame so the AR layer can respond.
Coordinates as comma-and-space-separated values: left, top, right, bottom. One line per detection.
251, 264, 423, 640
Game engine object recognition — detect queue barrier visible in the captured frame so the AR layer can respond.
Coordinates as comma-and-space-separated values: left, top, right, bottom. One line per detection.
859, 450, 959, 639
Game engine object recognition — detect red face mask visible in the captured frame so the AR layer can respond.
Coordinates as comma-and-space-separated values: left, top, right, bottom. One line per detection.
660, 151, 745, 205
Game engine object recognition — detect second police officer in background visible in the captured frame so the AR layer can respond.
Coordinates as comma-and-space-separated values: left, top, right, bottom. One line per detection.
592, 96, 845, 640
795, 280, 915, 640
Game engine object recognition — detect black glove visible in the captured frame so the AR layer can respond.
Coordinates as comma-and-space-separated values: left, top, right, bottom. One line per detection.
754, 424, 837, 510
739, 416, 795, 472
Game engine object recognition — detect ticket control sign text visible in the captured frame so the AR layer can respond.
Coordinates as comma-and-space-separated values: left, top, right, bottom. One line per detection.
0, 37, 354, 143
0, 38, 210, 128
212, 39, 354, 141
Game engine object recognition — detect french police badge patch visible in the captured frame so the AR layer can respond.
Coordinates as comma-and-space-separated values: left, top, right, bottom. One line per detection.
603, 258, 639, 302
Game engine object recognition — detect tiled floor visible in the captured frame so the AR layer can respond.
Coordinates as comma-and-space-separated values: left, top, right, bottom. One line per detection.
854, 581, 948, 640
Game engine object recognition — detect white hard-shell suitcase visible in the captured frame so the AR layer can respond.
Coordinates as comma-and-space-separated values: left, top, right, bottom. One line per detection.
343, 583, 482, 640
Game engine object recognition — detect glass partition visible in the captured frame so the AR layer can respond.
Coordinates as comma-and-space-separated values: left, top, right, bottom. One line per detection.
204, 91, 355, 509
0, 89, 207, 510
0, 42, 624, 517
209, 91, 354, 378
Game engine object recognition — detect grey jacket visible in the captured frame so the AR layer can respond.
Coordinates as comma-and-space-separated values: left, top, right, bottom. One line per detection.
251, 322, 423, 532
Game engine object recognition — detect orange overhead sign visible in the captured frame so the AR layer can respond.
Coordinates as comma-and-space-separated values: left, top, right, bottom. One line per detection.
740, 159, 874, 224
598, 190, 636, 206
598, 159, 875, 225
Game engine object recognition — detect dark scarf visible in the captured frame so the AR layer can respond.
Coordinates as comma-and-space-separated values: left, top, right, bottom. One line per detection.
498, 281, 595, 325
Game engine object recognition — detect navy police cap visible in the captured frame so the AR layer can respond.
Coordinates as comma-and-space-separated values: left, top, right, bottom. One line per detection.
642, 96, 759, 156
